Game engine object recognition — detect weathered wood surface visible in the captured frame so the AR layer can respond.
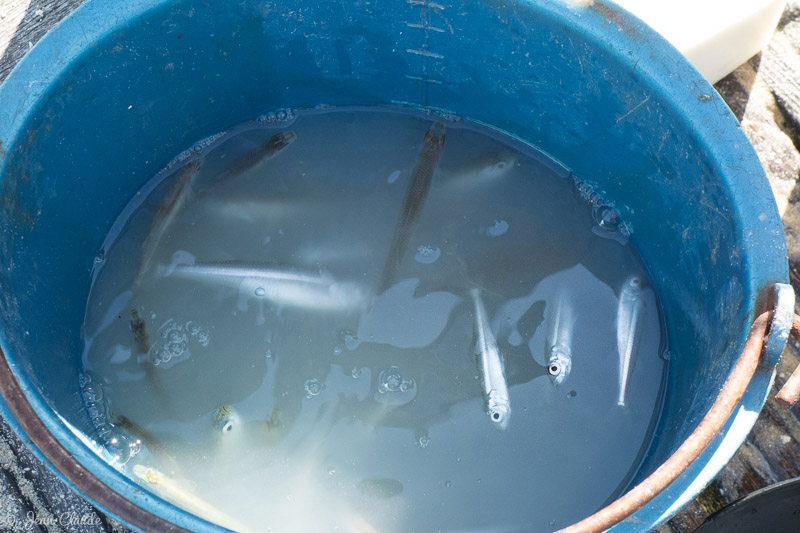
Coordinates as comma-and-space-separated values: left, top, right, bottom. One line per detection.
1, 1, 800, 532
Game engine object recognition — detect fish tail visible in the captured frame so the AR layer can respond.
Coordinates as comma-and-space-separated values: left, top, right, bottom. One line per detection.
618, 298, 644, 406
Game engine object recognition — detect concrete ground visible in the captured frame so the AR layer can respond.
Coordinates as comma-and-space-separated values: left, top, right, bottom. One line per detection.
1, 1, 800, 532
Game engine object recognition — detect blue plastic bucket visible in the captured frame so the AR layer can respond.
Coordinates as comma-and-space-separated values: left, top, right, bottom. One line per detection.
0, 0, 790, 531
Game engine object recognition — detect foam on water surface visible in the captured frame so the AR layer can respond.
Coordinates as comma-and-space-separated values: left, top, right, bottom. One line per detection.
80, 107, 667, 532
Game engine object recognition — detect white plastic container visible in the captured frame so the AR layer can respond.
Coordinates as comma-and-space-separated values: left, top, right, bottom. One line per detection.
616, 0, 786, 83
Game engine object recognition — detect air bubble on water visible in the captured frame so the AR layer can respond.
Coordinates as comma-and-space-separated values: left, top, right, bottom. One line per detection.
698, 94, 713, 102
445, 481, 451, 488
399, 378, 415, 392
333, 345, 343, 356
593, 205, 621, 231
186, 321, 210, 347
150, 312, 157, 321
168, 341, 185, 357
260, 109, 294, 124
351, 367, 362, 379
196, 331, 210, 347
427, 108, 462, 123
304, 378, 325, 398
81, 380, 104, 403
159, 319, 183, 339
485, 219, 509, 237
150, 319, 190, 364
340, 330, 361, 351
128, 437, 142, 456
414, 245, 441, 264
192, 141, 204, 153
328, 467, 336, 476
105, 432, 133, 465
265, 349, 273, 359
95, 423, 113, 440
417, 435, 431, 448
378, 366, 404, 393
78, 372, 93, 389
376, 367, 416, 405
254, 286, 266, 298
85, 401, 106, 422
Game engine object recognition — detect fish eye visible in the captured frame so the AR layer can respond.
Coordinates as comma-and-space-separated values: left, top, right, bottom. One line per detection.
549, 363, 561, 375
492, 412, 501, 421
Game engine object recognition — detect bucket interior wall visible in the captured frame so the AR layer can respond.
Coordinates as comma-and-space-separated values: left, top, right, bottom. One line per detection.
0, 0, 787, 527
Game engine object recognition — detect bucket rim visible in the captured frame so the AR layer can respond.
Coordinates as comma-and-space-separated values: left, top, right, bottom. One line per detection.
0, 0, 790, 531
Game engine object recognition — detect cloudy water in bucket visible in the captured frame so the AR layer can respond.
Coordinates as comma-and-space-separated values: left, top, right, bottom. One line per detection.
80, 107, 667, 532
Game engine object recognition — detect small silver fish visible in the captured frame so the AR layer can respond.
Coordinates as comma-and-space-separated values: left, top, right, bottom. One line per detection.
204, 197, 311, 223
170, 261, 369, 312
214, 404, 239, 434
547, 295, 574, 387
356, 478, 404, 500
132, 464, 255, 533
221, 130, 297, 179
440, 152, 517, 191
471, 288, 511, 430
190, 131, 297, 206
129, 309, 151, 354
616, 275, 644, 406
128, 311, 175, 418
135, 160, 201, 285
378, 122, 446, 292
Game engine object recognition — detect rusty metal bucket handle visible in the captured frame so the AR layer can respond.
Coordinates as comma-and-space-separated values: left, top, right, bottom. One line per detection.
561, 283, 797, 533
775, 313, 800, 408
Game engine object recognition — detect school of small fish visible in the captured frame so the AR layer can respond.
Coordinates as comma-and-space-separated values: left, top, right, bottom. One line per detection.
105, 119, 649, 526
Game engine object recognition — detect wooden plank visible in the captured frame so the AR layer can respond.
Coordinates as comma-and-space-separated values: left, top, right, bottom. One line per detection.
0, 0, 87, 82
